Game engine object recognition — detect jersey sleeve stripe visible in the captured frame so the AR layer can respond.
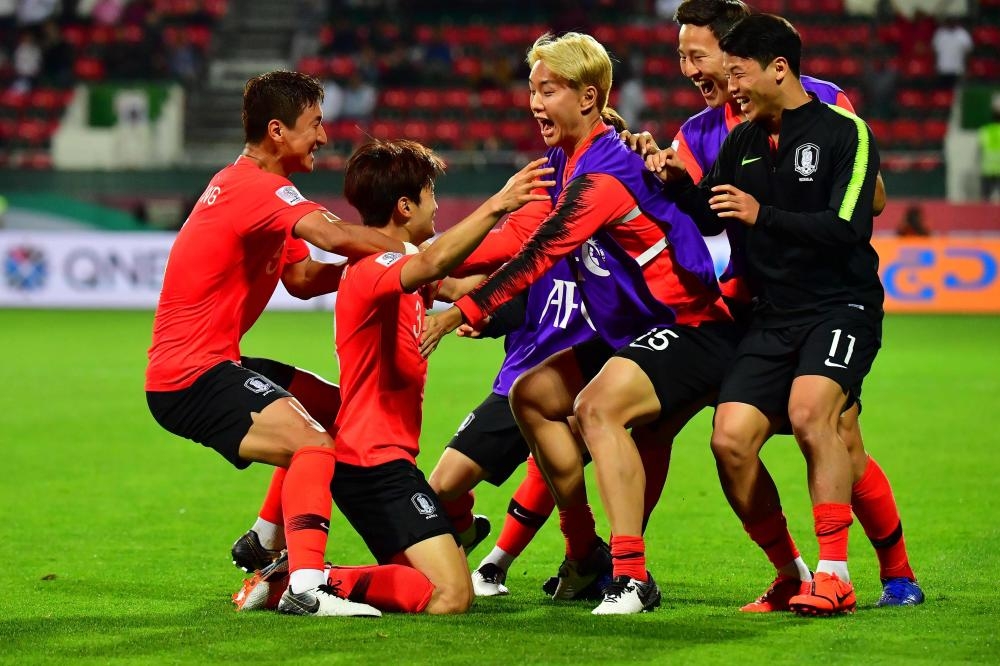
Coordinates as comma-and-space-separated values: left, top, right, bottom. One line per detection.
828, 104, 870, 222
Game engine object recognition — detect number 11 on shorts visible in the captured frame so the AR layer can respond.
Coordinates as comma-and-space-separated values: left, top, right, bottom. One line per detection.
825, 328, 856, 369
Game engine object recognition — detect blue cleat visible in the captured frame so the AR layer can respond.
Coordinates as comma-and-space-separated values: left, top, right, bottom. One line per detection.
876, 577, 925, 606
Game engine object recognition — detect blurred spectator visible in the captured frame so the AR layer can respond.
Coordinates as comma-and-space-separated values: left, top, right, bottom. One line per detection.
290, 0, 326, 65
91, 0, 126, 26
654, 0, 682, 19
932, 17, 973, 88
341, 72, 376, 121
166, 31, 202, 86
896, 204, 931, 237
615, 44, 645, 129
11, 29, 41, 92
39, 18, 73, 86
326, 16, 361, 55
863, 48, 898, 120
478, 45, 514, 90
379, 43, 418, 87
980, 107, 1000, 204
420, 25, 454, 83
321, 77, 344, 121
16, 0, 58, 27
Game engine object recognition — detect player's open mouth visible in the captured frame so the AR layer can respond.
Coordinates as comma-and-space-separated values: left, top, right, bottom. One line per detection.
537, 118, 555, 137
695, 79, 715, 96
734, 95, 751, 111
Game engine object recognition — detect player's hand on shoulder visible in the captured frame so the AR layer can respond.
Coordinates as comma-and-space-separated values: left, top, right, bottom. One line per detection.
490, 157, 556, 216
620, 130, 660, 157
645, 147, 687, 182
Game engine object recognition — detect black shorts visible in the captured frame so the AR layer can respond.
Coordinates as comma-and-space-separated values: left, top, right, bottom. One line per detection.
240, 356, 296, 389
615, 322, 742, 417
572, 338, 616, 383
146, 360, 292, 469
332, 459, 458, 563
718, 309, 881, 417
447, 392, 527, 486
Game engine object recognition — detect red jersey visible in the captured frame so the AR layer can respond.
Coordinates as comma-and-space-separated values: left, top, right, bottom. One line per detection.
146, 157, 323, 391
455, 123, 729, 332
333, 251, 430, 467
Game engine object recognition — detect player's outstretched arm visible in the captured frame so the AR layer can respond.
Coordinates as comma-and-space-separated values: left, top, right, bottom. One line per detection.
293, 209, 405, 259
281, 256, 345, 299
399, 158, 554, 292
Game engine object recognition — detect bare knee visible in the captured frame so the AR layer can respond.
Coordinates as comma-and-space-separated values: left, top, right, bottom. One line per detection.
788, 405, 835, 453
710, 420, 757, 471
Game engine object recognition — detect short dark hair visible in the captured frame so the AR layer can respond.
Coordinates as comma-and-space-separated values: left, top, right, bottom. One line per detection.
344, 140, 446, 228
242, 70, 324, 144
674, 0, 751, 40
719, 13, 802, 78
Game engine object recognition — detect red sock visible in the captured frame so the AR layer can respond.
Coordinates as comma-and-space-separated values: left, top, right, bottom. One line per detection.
638, 445, 670, 532
744, 510, 801, 571
283, 446, 335, 573
852, 456, 915, 579
610, 535, 647, 581
442, 490, 475, 535
327, 564, 434, 613
496, 455, 554, 556
559, 504, 597, 560
814, 502, 853, 562
258, 467, 286, 525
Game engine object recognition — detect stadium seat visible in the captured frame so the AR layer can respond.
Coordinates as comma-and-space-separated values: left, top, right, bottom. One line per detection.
297, 56, 327, 78
922, 119, 949, 146
643, 56, 673, 83
889, 118, 923, 149
897, 89, 926, 112
669, 87, 704, 113
73, 57, 106, 81
401, 120, 431, 143
972, 25, 1000, 50
453, 57, 482, 81
433, 120, 463, 149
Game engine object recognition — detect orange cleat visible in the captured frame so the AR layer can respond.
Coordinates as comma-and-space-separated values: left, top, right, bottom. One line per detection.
740, 575, 809, 612
788, 572, 857, 616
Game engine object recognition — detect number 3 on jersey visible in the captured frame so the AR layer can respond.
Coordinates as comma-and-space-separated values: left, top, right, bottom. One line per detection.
411, 299, 424, 341
824, 328, 856, 369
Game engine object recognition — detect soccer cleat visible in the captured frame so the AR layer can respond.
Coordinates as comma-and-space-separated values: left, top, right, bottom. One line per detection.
462, 515, 492, 557
591, 572, 662, 615
740, 574, 810, 613
876, 577, 925, 607
551, 539, 613, 601
471, 563, 509, 597
232, 550, 289, 611
788, 572, 857, 616
277, 582, 382, 617
231, 529, 282, 573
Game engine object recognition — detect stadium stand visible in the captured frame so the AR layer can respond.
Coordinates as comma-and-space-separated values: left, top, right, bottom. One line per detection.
0, 0, 996, 174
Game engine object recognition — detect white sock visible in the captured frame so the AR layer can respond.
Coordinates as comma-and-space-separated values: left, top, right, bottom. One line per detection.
778, 556, 812, 582
252, 518, 284, 551
817, 560, 850, 582
478, 547, 514, 572
289, 568, 326, 594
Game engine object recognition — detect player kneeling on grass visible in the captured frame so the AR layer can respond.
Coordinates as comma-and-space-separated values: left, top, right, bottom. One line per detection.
236, 140, 554, 614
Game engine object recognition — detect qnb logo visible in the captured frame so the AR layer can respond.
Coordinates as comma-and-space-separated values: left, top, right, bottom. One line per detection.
243, 377, 274, 396
581, 239, 610, 277
4, 245, 47, 292
411, 493, 438, 518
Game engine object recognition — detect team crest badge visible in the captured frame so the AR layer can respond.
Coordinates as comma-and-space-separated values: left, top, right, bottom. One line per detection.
794, 143, 820, 177
411, 493, 438, 517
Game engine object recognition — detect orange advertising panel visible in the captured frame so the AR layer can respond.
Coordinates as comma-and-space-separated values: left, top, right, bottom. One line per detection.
875, 237, 1000, 313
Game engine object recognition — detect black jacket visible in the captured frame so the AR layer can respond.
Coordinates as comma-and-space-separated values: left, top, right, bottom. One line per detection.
668, 98, 884, 325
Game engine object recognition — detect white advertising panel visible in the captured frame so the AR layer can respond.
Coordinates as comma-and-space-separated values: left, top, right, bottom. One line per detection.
0, 230, 337, 310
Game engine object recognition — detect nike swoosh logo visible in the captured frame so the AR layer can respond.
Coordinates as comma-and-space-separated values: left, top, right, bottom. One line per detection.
741, 156, 762, 166
836, 590, 853, 605
824, 359, 847, 369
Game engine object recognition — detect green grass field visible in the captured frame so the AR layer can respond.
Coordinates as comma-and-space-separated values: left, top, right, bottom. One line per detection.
2, 310, 998, 665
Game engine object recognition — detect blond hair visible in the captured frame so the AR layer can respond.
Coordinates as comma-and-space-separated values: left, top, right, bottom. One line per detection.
527, 32, 624, 128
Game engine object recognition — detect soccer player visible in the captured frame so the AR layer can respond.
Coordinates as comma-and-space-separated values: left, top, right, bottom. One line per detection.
627, 0, 921, 610
423, 32, 737, 615
330, 140, 554, 614
426, 262, 599, 597
145, 70, 421, 617
650, 13, 887, 616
